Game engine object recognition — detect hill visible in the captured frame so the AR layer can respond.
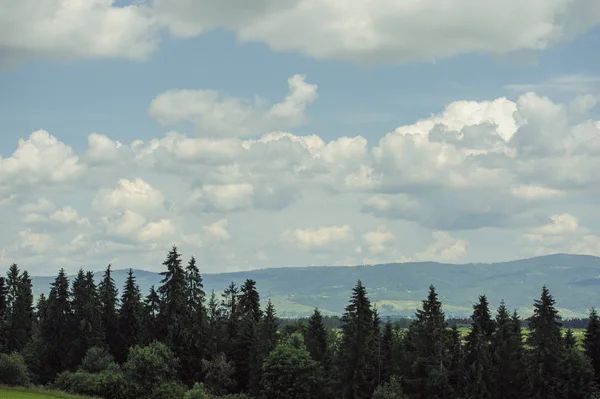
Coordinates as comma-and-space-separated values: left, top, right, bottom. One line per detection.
27, 253, 600, 318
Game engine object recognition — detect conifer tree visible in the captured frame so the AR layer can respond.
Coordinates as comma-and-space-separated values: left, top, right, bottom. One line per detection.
236, 312, 261, 393
339, 280, 377, 399
404, 285, 449, 399
70, 269, 103, 368
584, 308, 600, 383
5, 264, 34, 352
260, 299, 279, 356
117, 269, 142, 363
0, 276, 7, 352
222, 282, 240, 355
206, 289, 224, 357
98, 264, 119, 356
140, 285, 161, 345
463, 295, 495, 399
239, 279, 261, 322
380, 320, 395, 385
158, 246, 187, 339
562, 328, 596, 398
491, 302, 525, 399
526, 286, 565, 399
447, 324, 463, 397
305, 308, 329, 365
40, 269, 73, 381
182, 257, 207, 382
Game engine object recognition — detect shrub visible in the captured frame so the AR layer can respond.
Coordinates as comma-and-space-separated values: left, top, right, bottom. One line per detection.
0, 352, 30, 386
149, 380, 187, 399
123, 341, 179, 386
80, 346, 118, 373
185, 382, 213, 399
53, 369, 127, 399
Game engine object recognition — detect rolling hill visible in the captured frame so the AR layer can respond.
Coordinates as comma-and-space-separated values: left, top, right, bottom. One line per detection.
27, 253, 600, 318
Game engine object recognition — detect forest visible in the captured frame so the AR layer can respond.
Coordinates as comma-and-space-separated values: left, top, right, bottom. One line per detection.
2, 245, 600, 399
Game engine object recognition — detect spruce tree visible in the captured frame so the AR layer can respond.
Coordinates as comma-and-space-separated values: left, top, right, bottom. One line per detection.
140, 285, 161, 345
0, 277, 7, 352
562, 328, 596, 398
222, 281, 240, 355
117, 269, 142, 363
5, 264, 34, 352
584, 308, 600, 383
98, 264, 119, 356
380, 320, 395, 385
260, 299, 279, 356
463, 295, 495, 399
491, 302, 525, 399
69, 269, 103, 368
239, 279, 261, 322
40, 269, 73, 381
404, 285, 449, 399
206, 289, 224, 358
305, 308, 329, 365
447, 324, 463, 397
526, 286, 565, 399
339, 280, 377, 399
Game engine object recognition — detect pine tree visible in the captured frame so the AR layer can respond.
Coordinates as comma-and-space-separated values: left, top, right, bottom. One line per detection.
526, 286, 565, 399
403, 285, 449, 399
0, 277, 7, 352
491, 302, 525, 399
584, 308, 600, 383
98, 264, 119, 357
260, 299, 279, 356
140, 285, 161, 345
447, 324, 463, 397
380, 320, 395, 385
305, 308, 329, 365
463, 295, 495, 399
339, 280, 377, 399
239, 279, 261, 322
236, 312, 261, 393
117, 269, 142, 363
157, 246, 187, 339
40, 269, 73, 381
562, 328, 597, 398
5, 264, 34, 352
206, 289, 224, 358
222, 281, 240, 355
69, 269, 103, 368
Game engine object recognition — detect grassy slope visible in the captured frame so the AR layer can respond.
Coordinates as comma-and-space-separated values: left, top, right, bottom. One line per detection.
0, 386, 97, 399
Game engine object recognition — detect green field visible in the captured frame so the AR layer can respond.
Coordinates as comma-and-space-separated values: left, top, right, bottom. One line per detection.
0, 386, 96, 399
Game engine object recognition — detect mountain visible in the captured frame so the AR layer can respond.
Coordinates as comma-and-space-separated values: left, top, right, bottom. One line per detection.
25, 253, 600, 318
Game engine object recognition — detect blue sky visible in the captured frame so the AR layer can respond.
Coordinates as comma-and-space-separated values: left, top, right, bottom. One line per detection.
1, 1, 600, 275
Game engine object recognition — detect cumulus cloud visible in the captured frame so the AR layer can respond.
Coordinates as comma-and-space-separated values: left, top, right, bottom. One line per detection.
522, 214, 600, 256
0, 130, 85, 187
282, 225, 354, 252
148, 74, 318, 137
362, 226, 395, 254
92, 178, 166, 215
152, 0, 600, 64
0, 0, 158, 68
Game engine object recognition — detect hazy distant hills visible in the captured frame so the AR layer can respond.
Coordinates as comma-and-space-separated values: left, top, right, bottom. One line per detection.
28, 254, 600, 318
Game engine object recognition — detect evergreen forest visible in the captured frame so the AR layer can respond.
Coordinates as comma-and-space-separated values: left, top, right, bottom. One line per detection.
2, 245, 600, 399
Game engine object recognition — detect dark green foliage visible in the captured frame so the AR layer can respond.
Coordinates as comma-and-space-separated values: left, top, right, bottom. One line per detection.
403, 285, 449, 399
80, 346, 118, 373
305, 308, 329, 366
260, 343, 323, 399
491, 302, 525, 399
117, 269, 143, 363
206, 289, 225, 357
0, 352, 30, 386
260, 299, 278, 356
201, 353, 236, 396
4, 265, 34, 353
39, 268, 73, 382
141, 285, 161, 345
53, 367, 127, 399
338, 280, 378, 399
526, 286, 566, 399
380, 320, 395, 385
239, 279, 261, 322
585, 308, 600, 383
98, 264, 120, 357
463, 295, 496, 399
561, 340, 597, 398
373, 376, 408, 399
182, 256, 207, 384
123, 341, 180, 396
70, 269, 104, 368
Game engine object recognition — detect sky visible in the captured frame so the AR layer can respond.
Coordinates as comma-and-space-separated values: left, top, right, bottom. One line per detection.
1, 1, 600, 276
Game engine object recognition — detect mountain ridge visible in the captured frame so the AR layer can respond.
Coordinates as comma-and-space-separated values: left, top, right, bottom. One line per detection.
16, 253, 600, 318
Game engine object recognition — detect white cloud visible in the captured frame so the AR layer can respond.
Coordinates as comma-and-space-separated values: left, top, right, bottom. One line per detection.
148, 74, 318, 137
522, 214, 600, 256
0, 0, 158, 68
188, 184, 254, 212
0, 130, 85, 187
282, 225, 354, 252
153, 0, 600, 64
181, 219, 231, 248
93, 178, 166, 215
18, 229, 55, 255
413, 231, 468, 263
362, 226, 395, 254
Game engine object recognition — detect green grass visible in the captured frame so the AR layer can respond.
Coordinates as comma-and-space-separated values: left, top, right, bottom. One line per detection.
0, 386, 98, 399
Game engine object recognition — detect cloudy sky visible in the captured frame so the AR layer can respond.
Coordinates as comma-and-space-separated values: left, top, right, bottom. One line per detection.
1, 0, 600, 275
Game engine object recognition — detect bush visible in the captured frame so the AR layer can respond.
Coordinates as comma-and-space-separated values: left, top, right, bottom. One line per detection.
185, 382, 213, 399
373, 377, 408, 399
54, 369, 127, 399
123, 341, 179, 386
0, 352, 30, 386
149, 380, 187, 399
80, 346, 118, 373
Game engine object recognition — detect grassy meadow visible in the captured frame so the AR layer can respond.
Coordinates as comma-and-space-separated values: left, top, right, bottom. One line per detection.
0, 386, 97, 399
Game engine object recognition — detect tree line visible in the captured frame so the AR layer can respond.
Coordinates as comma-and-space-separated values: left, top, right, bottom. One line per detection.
2, 245, 600, 398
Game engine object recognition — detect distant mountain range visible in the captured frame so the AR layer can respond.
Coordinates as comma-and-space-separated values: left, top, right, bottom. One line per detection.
26, 254, 600, 318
